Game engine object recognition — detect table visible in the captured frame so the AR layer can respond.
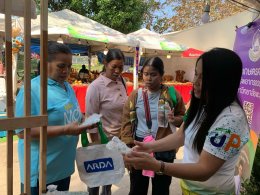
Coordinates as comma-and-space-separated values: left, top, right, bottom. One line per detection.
72, 83, 192, 114
72, 85, 88, 114
169, 83, 193, 104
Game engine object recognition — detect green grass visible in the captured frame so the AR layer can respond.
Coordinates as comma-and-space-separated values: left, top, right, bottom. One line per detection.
0, 135, 18, 143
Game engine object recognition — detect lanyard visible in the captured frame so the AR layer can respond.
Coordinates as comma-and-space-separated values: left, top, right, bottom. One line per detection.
142, 90, 152, 133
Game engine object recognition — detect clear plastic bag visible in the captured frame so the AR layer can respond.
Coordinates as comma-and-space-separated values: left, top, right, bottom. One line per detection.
106, 136, 131, 154
43, 185, 89, 195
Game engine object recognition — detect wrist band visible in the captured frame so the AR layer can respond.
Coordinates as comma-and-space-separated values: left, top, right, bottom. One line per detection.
156, 160, 165, 175
160, 160, 165, 173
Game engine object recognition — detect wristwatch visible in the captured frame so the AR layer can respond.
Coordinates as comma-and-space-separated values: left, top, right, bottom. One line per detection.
155, 160, 165, 175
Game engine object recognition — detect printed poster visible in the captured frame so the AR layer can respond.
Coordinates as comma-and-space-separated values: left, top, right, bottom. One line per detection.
233, 18, 260, 194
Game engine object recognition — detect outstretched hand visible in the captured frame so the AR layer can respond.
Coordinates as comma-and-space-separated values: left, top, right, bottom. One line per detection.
124, 151, 159, 171
63, 122, 98, 136
132, 140, 153, 153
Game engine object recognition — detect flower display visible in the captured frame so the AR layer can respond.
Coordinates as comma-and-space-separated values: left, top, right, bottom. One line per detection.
31, 52, 40, 59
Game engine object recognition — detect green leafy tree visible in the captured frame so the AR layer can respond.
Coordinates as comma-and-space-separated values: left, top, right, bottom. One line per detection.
143, 0, 177, 33
144, 0, 244, 33
35, 0, 93, 16
36, 0, 248, 34
88, 0, 148, 34
35, 0, 148, 34
171, 0, 243, 31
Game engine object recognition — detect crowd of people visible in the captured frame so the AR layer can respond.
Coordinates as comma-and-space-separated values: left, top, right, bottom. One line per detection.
15, 42, 249, 195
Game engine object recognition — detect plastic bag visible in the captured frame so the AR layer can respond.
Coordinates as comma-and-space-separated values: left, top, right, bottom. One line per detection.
76, 144, 125, 188
106, 136, 131, 154
43, 185, 88, 195
77, 124, 125, 188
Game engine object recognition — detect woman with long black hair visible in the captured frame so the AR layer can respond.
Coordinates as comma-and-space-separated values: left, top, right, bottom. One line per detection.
124, 48, 250, 195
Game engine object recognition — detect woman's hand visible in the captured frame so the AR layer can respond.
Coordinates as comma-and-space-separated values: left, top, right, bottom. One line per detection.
123, 154, 133, 173
133, 140, 153, 153
124, 151, 160, 171
63, 122, 98, 135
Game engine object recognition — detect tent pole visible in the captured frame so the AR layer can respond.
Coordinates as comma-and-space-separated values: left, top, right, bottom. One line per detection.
133, 47, 141, 90
88, 45, 91, 71
4, 0, 14, 194
39, 0, 48, 193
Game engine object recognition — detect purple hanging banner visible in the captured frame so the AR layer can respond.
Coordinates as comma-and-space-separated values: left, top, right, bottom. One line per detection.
233, 19, 260, 187
233, 19, 260, 135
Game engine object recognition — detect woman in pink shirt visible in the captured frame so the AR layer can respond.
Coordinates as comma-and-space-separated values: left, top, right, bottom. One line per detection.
85, 48, 127, 195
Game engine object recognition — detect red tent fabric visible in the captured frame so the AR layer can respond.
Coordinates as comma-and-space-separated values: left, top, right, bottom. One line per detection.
182, 48, 204, 58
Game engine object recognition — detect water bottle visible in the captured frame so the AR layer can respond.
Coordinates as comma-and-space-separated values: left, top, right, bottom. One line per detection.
158, 99, 171, 128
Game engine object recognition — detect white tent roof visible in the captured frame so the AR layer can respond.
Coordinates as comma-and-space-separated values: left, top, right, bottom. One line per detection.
128, 28, 185, 55
128, 28, 165, 50
163, 11, 254, 51
25, 9, 137, 52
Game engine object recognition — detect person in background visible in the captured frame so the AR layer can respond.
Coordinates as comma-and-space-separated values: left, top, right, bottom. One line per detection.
121, 57, 186, 195
78, 64, 90, 83
16, 42, 94, 195
85, 48, 127, 195
124, 48, 250, 195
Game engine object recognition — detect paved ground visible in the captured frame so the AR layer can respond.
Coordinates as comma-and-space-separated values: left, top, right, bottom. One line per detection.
0, 141, 183, 195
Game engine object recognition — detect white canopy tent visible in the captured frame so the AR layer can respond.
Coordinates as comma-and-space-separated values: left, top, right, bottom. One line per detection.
127, 28, 187, 88
20, 9, 138, 52
128, 28, 185, 56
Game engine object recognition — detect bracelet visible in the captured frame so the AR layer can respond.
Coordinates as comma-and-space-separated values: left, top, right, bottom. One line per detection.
156, 160, 165, 175
160, 160, 165, 173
